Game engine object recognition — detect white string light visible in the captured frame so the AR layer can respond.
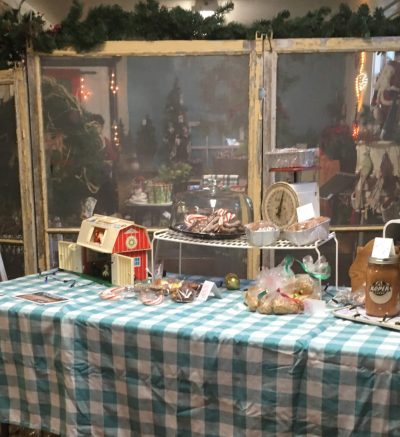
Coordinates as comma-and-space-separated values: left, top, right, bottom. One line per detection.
79, 76, 92, 101
112, 121, 120, 147
352, 51, 368, 140
110, 72, 119, 94
355, 51, 368, 111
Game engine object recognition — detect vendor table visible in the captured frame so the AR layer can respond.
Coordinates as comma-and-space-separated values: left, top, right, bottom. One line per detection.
0, 271, 399, 436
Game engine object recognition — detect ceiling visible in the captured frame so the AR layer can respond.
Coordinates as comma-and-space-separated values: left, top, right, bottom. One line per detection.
2, 0, 398, 24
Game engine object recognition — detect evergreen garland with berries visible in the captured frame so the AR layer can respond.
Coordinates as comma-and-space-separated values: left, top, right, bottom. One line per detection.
2, 1, 400, 69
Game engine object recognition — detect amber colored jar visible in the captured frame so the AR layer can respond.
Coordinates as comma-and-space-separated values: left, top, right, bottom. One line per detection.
365, 256, 400, 317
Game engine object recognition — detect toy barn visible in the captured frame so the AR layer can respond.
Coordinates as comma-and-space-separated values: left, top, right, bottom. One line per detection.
58, 214, 151, 285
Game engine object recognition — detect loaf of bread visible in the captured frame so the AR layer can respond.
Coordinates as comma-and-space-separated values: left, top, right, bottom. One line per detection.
286, 216, 329, 232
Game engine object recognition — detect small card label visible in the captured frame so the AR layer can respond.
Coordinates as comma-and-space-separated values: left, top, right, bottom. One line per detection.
197, 280, 221, 301
297, 203, 315, 222
371, 237, 396, 259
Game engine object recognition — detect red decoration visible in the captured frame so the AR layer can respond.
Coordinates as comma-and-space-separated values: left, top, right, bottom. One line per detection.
352, 122, 359, 140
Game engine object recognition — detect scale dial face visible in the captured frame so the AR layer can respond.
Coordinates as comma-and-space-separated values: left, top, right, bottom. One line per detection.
263, 182, 299, 229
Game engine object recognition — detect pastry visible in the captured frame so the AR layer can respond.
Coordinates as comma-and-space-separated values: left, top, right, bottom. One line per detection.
293, 274, 315, 296
286, 216, 329, 232
272, 293, 304, 314
171, 286, 195, 303
244, 290, 259, 312
257, 294, 274, 314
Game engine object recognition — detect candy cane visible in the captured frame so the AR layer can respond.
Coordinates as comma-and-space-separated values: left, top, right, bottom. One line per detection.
141, 293, 164, 306
184, 214, 208, 227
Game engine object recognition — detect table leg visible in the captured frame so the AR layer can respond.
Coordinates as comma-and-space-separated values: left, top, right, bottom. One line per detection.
314, 244, 322, 293
334, 234, 339, 289
178, 243, 182, 275
151, 237, 158, 278
0, 423, 9, 437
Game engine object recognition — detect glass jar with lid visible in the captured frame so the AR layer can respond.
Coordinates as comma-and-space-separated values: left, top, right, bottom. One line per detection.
170, 181, 253, 239
365, 255, 400, 317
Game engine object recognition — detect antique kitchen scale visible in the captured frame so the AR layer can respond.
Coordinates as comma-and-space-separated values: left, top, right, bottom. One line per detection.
263, 148, 320, 229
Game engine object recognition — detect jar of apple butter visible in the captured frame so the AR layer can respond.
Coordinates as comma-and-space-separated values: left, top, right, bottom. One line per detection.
365, 255, 400, 317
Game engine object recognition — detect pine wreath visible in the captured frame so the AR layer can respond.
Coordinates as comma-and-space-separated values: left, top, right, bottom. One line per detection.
2, 2, 400, 69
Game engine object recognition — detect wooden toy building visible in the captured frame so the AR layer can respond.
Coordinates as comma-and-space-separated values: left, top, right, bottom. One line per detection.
58, 215, 151, 285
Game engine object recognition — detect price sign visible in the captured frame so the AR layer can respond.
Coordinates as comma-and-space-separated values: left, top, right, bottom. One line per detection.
197, 281, 222, 302
296, 203, 315, 222
371, 237, 396, 259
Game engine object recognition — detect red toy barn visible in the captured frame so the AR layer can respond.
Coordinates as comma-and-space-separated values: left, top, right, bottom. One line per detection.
58, 215, 151, 285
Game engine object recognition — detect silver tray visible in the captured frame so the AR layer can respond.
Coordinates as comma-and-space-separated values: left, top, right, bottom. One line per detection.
333, 306, 400, 332
170, 225, 244, 240
245, 228, 280, 246
283, 218, 330, 246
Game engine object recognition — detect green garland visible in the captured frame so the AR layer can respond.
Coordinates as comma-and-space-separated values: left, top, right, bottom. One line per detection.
1, 1, 400, 69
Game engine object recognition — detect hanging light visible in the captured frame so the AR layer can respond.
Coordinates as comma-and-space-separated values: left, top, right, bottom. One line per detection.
355, 51, 368, 111
79, 76, 92, 101
112, 121, 120, 147
352, 121, 360, 140
110, 71, 119, 95
193, 0, 218, 18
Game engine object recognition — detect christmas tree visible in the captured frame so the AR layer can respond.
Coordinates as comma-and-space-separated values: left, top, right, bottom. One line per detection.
41, 76, 108, 225
135, 115, 158, 167
162, 78, 190, 163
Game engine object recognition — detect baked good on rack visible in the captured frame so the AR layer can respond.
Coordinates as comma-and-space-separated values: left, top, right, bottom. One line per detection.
184, 208, 244, 235
246, 221, 278, 232
286, 216, 329, 231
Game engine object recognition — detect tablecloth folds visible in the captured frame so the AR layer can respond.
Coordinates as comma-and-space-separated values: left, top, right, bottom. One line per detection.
0, 271, 399, 436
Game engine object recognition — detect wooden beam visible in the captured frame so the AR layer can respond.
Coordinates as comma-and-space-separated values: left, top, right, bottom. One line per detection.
26, 55, 50, 270
34, 40, 257, 57
271, 36, 400, 53
246, 38, 264, 279
13, 67, 37, 274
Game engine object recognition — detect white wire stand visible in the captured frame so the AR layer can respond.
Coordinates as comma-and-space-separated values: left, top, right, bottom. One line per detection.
383, 219, 400, 239
0, 248, 7, 282
151, 229, 338, 289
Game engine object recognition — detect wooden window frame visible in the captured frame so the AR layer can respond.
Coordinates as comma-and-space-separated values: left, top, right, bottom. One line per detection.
28, 40, 263, 278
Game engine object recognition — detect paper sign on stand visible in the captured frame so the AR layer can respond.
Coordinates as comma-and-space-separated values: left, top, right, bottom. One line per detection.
371, 237, 396, 259
297, 203, 315, 223
197, 280, 223, 302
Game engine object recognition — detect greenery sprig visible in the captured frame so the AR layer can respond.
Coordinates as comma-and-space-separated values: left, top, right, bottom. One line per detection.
2, 0, 400, 69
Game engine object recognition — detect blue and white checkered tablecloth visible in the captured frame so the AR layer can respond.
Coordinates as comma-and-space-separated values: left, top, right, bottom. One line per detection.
0, 271, 399, 436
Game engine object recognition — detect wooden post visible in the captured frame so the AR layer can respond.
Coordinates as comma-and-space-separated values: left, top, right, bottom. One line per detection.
14, 67, 38, 274
26, 54, 50, 271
